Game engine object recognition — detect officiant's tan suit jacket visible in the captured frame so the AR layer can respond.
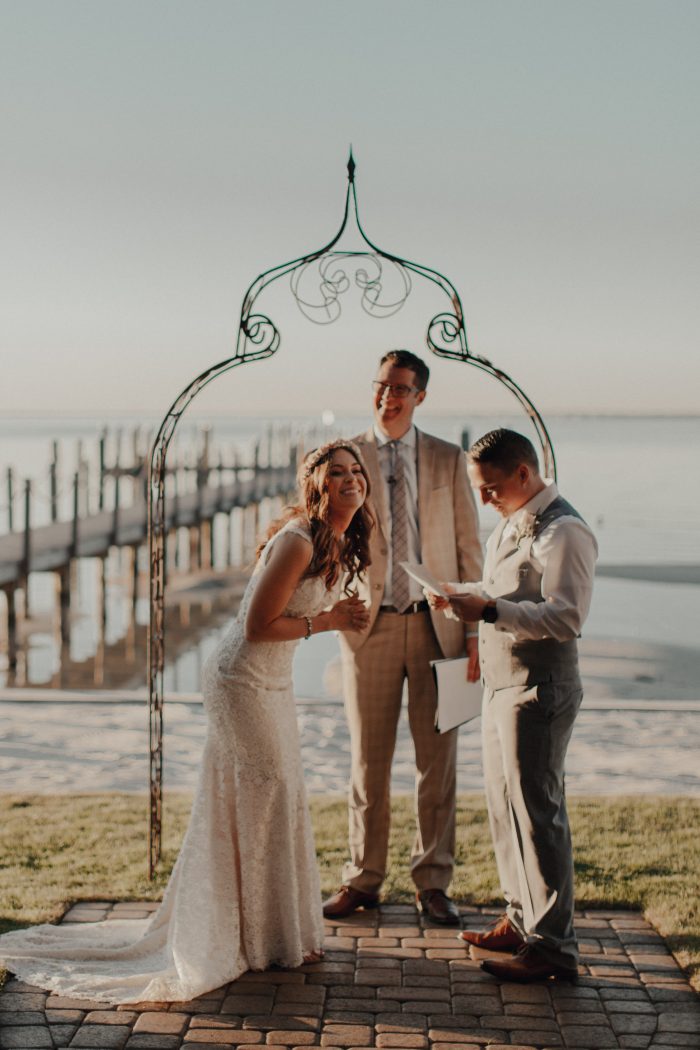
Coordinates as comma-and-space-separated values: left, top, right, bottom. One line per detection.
340, 426, 483, 659
337, 424, 483, 893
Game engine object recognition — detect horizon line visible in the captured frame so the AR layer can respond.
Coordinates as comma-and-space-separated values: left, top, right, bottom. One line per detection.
1, 409, 698, 423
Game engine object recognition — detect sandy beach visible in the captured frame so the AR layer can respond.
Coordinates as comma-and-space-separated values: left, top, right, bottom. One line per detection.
1, 634, 698, 797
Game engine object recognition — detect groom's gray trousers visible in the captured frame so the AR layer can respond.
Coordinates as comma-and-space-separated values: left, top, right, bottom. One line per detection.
482, 677, 582, 968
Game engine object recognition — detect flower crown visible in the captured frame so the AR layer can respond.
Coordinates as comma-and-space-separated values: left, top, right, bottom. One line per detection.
300, 439, 365, 481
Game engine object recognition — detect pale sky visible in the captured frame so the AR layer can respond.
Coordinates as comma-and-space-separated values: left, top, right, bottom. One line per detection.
1, 0, 699, 421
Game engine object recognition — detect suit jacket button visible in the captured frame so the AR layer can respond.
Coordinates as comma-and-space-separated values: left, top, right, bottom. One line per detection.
380, 547, 388, 556
374, 583, 381, 590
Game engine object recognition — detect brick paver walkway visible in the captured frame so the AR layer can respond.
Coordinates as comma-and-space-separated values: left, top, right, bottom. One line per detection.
1, 902, 698, 1050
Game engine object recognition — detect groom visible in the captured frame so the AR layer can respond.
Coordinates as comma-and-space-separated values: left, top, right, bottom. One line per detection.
442, 429, 597, 980
324, 350, 483, 923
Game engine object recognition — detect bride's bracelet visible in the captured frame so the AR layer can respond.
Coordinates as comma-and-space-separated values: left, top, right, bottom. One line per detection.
303, 615, 313, 640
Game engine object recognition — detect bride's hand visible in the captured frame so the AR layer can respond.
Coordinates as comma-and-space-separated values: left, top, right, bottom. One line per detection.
330, 595, 370, 633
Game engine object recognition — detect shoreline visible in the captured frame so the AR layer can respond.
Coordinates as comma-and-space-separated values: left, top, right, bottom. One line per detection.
2, 631, 699, 706
595, 562, 700, 584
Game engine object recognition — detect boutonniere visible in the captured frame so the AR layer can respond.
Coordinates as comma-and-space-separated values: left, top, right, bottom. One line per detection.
513, 513, 537, 548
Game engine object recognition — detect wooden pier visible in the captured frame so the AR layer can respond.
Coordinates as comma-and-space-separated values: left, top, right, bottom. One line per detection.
0, 426, 300, 672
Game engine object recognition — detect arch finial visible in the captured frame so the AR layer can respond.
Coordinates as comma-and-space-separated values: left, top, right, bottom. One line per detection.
347, 147, 356, 184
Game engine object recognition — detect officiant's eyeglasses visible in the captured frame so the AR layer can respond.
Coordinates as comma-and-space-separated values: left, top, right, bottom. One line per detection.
372, 381, 417, 399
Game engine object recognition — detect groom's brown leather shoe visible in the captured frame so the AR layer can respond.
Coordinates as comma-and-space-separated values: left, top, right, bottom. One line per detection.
416, 889, 460, 925
481, 944, 579, 983
322, 886, 379, 919
458, 913, 524, 951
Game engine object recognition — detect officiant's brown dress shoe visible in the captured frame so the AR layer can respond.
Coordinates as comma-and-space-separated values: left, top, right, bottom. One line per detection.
458, 913, 524, 951
322, 886, 379, 919
481, 943, 578, 983
416, 889, 460, 925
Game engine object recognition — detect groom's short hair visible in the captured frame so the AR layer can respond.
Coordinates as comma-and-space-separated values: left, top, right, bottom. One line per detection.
469, 429, 540, 474
379, 350, 430, 391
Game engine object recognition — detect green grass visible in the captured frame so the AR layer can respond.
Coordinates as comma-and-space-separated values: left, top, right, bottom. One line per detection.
1, 793, 698, 989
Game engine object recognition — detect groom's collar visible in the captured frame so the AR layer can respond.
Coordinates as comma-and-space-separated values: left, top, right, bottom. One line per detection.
506, 479, 559, 525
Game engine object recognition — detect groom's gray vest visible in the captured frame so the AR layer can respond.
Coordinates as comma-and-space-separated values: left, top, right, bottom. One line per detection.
480, 495, 584, 691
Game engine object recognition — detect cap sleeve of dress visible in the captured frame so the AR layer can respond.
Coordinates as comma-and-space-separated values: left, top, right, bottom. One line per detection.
284, 520, 313, 544
261, 519, 313, 565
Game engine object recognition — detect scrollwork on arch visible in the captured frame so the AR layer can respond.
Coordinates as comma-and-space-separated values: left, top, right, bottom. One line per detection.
240, 313, 280, 357
427, 310, 467, 359
290, 252, 411, 325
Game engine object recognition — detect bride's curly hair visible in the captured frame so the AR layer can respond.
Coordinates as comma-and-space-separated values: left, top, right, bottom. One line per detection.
256, 439, 374, 594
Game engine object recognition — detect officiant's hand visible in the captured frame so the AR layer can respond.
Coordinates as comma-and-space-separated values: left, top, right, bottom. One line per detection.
330, 595, 370, 633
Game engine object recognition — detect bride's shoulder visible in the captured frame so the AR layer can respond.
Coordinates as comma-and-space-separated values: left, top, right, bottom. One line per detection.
260, 518, 313, 566
280, 516, 313, 543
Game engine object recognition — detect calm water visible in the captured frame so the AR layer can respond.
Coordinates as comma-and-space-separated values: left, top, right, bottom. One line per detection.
1, 414, 698, 694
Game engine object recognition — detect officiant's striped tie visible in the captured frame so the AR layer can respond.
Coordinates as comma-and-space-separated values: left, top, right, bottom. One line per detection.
390, 440, 411, 613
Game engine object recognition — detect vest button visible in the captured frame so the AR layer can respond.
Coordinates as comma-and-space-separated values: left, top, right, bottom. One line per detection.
380, 547, 388, 556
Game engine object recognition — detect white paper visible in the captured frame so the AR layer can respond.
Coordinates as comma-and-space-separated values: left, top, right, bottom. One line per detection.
400, 561, 449, 598
430, 657, 483, 733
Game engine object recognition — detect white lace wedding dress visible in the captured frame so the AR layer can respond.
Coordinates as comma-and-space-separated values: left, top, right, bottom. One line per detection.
0, 520, 338, 1003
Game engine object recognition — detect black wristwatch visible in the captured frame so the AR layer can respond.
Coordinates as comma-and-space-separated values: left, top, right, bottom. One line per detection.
482, 601, 498, 624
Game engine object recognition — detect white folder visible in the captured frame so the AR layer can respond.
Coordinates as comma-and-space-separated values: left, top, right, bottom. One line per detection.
430, 657, 483, 733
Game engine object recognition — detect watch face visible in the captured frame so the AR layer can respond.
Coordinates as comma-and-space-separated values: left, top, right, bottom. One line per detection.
483, 603, 498, 623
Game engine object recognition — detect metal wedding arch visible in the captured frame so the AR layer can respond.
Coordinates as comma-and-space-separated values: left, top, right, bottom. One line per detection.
147, 153, 556, 876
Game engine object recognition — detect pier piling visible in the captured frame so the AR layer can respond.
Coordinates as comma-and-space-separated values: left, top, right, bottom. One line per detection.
4, 585, 17, 671
22, 480, 31, 620
57, 564, 71, 645
5, 468, 14, 533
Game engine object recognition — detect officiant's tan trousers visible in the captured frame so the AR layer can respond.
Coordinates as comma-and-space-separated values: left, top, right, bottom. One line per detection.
340, 609, 458, 894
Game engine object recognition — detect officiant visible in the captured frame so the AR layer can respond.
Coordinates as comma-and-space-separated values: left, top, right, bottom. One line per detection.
323, 350, 483, 924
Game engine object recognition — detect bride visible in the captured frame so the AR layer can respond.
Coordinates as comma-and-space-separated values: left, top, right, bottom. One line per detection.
0, 439, 373, 1003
